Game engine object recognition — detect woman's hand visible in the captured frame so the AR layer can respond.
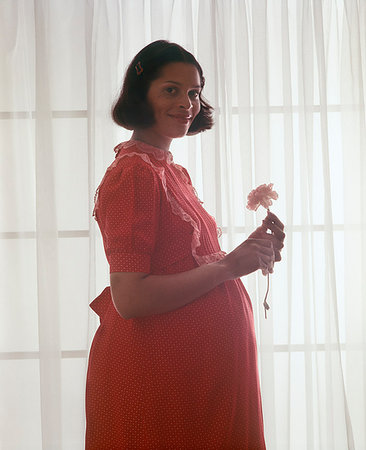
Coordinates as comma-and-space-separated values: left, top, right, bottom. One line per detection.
249, 211, 285, 263
222, 211, 285, 279
222, 238, 276, 279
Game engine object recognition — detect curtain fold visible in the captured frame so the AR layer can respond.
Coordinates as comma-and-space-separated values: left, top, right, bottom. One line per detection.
34, 1, 63, 447
1, 1, 365, 448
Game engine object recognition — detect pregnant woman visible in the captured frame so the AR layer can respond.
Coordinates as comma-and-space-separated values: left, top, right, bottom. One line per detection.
85, 40, 285, 449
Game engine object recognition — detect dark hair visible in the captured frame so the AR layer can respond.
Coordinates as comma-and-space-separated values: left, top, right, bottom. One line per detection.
112, 40, 214, 135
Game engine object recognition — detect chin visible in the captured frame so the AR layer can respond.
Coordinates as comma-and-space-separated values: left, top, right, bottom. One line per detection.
166, 130, 190, 139
176, 131, 189, 138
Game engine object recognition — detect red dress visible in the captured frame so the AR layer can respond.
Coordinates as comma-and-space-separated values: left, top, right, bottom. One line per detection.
85, 140, 266, 449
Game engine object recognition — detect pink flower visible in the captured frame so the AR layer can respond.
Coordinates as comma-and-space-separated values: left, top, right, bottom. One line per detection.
246, 183, 278, 211
246, 183, 279, 319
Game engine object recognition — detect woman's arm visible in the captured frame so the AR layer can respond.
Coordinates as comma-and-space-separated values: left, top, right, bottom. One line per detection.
110, 259, 231, 320
111, 234, 279, 320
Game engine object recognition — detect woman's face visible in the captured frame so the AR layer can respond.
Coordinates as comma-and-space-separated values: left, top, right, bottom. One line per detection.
138, 62, 202, 150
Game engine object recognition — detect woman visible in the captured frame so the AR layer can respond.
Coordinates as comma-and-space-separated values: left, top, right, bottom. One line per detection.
85, 40, 285, 449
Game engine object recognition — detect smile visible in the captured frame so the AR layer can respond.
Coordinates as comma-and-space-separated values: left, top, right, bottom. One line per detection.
169, 115, 192, 124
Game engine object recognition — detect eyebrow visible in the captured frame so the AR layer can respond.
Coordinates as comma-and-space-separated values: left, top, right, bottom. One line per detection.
164, 80, 201, 89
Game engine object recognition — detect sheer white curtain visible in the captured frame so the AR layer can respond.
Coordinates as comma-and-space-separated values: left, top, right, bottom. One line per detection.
1, 1, 364, 449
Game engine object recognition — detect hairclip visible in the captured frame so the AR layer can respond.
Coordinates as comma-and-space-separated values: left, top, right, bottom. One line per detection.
135, 61, 143, 76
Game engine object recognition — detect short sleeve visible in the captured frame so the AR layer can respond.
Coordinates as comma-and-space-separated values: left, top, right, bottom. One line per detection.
98, 158, 160, 273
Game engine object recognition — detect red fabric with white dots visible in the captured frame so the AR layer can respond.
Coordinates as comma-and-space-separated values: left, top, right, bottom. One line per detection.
85, 141, 266, 449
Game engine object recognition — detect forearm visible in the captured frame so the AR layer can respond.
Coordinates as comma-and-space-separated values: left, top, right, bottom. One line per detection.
112, 259, 232, 319
110, 230, 281, 320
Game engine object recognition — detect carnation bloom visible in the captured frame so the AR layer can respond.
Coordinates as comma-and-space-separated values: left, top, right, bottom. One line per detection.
246, 183, 279, 318
246, 183, 279, 211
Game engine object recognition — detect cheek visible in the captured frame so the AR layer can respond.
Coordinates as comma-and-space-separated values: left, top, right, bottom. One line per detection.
193, 101, 201, 117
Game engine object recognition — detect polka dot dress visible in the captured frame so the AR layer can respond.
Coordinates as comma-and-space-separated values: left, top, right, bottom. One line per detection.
85, 141, 266, 449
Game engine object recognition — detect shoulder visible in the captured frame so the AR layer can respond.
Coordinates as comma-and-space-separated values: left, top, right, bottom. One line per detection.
93, 149, 161, 216
104, 149, 160, 192
94, 143, 162, 220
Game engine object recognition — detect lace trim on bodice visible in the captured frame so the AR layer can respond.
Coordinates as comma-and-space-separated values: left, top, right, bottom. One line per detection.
93, 141, 226, 266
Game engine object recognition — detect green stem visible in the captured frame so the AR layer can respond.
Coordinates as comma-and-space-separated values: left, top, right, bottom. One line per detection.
263, 273, 270, 319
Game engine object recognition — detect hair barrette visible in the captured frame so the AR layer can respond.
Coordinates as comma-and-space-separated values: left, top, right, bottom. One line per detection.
135, 61, 143, 76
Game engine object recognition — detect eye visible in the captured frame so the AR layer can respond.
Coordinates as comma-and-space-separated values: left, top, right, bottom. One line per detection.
165, 87, 177, 95
189, 90, 200, 99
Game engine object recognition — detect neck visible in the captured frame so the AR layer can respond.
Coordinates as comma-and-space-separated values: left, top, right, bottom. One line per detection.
131, 130, 172, 152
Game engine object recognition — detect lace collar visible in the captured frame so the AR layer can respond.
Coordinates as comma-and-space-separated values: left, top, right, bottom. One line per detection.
115, 140, 174, 164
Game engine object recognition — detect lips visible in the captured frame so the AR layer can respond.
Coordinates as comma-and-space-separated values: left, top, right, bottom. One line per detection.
169, 114, 192, 124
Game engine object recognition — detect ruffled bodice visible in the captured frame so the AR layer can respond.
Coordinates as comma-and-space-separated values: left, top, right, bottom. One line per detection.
93, 140, 225, 267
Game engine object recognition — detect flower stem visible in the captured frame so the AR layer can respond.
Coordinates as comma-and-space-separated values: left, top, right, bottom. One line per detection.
263, 274, 270, 319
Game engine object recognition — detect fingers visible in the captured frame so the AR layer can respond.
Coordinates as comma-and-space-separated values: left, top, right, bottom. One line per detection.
228, 238, 277, 278
254, 212, 286, 266
273, 249, 282, 262
250, 238, 276, 268
255, 226, 284, 253
263, 213, 286, 254
265, 211, 284, 230
267, 235, 283, 261
247, 238, 274, 254
258, 248, 275, 274
259, 257, 273, 275
244, 214, 286, 275
263, 218, 285, 240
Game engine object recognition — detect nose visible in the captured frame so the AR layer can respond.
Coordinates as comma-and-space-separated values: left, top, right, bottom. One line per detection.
179, 94, 193, 110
